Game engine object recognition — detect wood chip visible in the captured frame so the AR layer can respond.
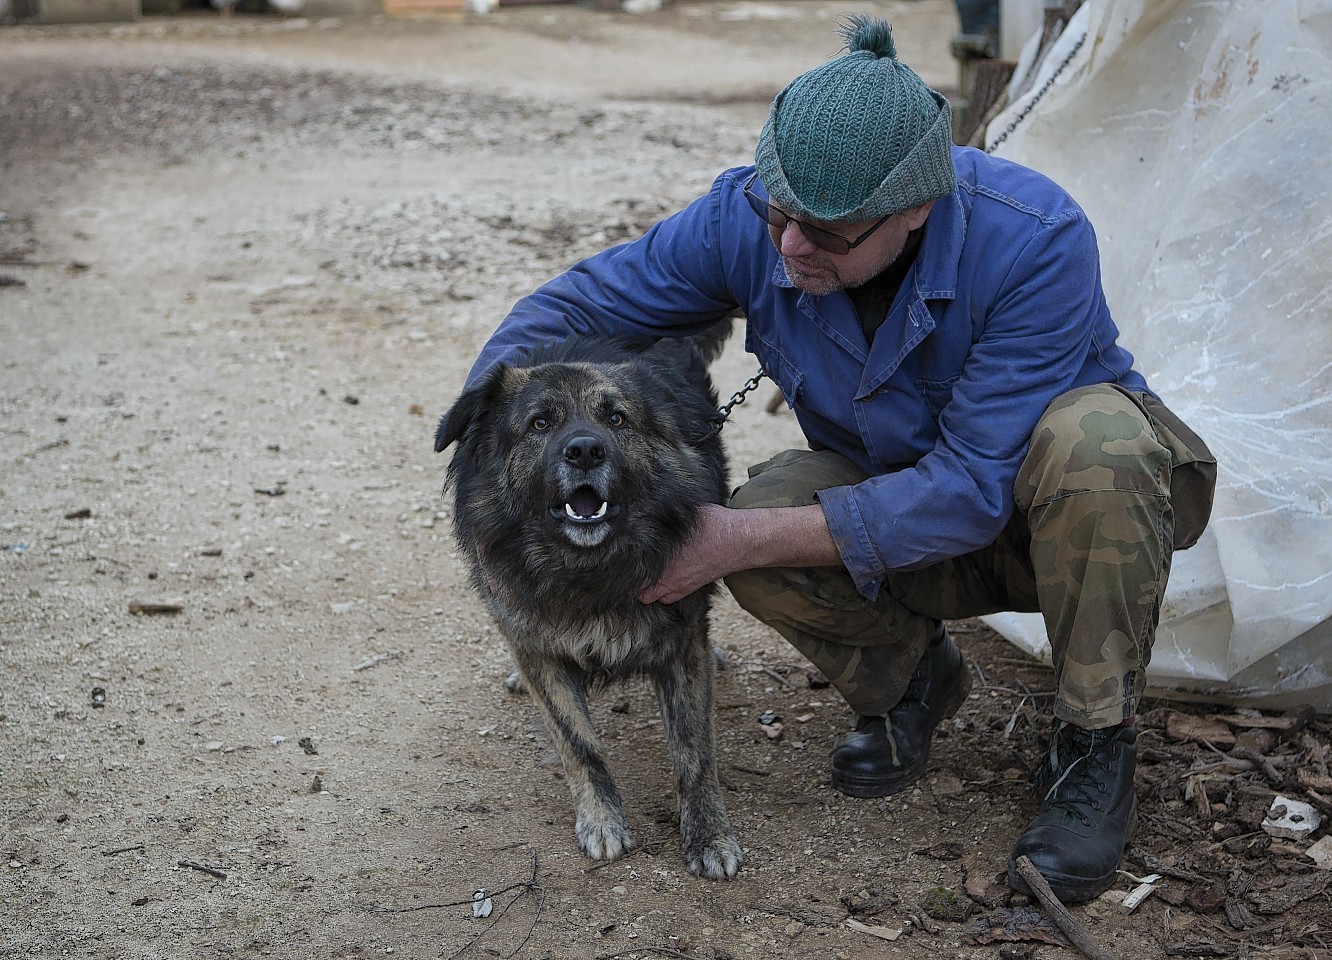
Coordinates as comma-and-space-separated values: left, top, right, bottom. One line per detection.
351, 650, 403, 672
128, 599, 184, 615
845, 918, 903, 941
1166, 713, 1236, 747
1306, 835, 1332, 869
1215, 708, 1312, 732
1297, 768, 1332, 794
965, 905, 1071, 947
1120, 874, 1162, 913
1245, 871, 1331, 914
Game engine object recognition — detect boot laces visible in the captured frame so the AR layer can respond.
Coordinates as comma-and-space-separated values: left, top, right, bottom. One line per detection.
901, 654, 930, 704
899, 629, 943, 706
1040, 724, 1119, 824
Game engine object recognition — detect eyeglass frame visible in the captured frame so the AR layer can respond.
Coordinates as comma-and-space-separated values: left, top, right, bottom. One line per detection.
742, 172, 894, 256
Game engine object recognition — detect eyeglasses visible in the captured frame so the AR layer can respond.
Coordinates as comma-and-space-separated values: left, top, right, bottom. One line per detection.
742, 172, 893, 256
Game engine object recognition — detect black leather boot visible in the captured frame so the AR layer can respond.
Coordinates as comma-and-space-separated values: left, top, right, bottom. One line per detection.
830, 627, 971, 798
1007, 722, 1138, 903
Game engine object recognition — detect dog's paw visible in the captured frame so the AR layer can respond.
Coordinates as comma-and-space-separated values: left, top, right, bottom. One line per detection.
575, 816, 637, 862
685, 831, 744, 881
503, 668, 527, 694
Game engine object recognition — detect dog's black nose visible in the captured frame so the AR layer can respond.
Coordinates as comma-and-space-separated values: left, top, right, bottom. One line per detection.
563, 435, 606, 471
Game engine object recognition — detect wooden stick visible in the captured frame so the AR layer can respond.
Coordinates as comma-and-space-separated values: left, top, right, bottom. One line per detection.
178, 860, 227, 880
129, 599, 184, 615
1014, 856, 1118, 960
101, 844, 145, 857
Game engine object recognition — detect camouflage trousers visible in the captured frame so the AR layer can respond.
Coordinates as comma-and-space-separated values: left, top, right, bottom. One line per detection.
724, 385, 1217, 728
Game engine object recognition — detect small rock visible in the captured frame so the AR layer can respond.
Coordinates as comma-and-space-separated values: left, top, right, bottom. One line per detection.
1306, 835, 1332, 869
1263, 795, 1322, 840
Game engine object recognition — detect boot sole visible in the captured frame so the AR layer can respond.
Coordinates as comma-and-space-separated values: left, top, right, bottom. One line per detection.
831, 666, 973, 799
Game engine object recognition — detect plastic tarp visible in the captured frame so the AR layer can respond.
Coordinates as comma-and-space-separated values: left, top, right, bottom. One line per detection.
981, 0, 1332, 710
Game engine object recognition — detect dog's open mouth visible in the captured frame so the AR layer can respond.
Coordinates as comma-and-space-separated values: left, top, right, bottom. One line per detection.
558, 485, 613, 525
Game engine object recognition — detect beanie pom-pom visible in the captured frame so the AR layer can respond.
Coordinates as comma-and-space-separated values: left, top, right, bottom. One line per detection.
838, 14, 897, 60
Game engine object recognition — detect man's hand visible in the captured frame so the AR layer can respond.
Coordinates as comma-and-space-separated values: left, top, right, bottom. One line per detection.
639, 502, 841, 604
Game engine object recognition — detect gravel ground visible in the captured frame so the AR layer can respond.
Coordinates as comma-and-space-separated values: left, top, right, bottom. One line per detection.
2, 5, 1329, 959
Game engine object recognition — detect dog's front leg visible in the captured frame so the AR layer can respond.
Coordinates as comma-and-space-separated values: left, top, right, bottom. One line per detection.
653, 637, 744, 880
515, 654, 637, 862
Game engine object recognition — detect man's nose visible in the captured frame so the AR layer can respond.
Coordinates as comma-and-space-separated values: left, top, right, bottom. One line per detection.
778, 220, 818, 256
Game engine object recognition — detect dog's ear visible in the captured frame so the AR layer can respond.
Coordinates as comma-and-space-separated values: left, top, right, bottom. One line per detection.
434, 364, 512, 454
643, 356, 723, 448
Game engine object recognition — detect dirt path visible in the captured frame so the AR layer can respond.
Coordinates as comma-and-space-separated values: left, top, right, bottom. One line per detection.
1, 5, 1328, 959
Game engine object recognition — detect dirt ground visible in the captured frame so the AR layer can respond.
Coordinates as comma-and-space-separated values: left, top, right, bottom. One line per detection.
2, 4, 1330, 958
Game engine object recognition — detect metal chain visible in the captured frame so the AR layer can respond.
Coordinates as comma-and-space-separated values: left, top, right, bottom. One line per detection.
715, 367, 768, 429
716, 28, 1086, 425
985, 31, 1086, 154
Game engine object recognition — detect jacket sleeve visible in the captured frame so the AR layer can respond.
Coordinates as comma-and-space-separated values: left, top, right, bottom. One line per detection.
463, 175, 744, 387
818, 210, 1111, 598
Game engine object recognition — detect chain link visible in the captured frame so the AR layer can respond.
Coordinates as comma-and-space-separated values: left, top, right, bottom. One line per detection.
714, 28, 1086, 427
715, 367, 768, 429
985, 31, 1086, 154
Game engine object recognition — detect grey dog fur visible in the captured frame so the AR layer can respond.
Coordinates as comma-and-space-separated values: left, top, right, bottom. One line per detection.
434, 332, 743, 880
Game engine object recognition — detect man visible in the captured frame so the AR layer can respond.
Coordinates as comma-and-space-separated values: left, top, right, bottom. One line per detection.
462, 16, 1216, 903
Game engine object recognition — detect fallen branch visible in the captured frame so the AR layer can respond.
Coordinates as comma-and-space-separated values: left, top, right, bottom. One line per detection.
1014, 856, 1117, 960
378, 853, 538, 914
178, 860, 227, 880
129, 599, 184, 615
1231, 746, 1284, 786
101, 844, 146, 857
351, 650, 403, 672
845, 917, 903, 941
1125, 849, 1209, 885
376, 852, 545, 960
730, 764, 771, 777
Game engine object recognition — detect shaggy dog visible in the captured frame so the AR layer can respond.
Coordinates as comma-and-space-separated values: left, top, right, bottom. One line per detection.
433, 332, 743, 880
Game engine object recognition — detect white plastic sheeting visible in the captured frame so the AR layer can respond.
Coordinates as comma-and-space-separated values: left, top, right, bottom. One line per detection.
982, 0, 1332, 709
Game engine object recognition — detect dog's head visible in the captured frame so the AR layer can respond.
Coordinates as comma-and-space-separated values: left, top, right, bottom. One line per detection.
435, 339, 726, 559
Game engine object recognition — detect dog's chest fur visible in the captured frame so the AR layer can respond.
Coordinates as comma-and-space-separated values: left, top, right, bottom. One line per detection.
487, 581, 701, 678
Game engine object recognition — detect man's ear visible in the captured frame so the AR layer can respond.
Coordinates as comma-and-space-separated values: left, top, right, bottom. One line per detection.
903, 199, 935, 231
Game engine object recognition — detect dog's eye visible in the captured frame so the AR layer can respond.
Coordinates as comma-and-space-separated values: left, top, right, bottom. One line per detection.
607, 412, 627, 428
531, 416, 550, 432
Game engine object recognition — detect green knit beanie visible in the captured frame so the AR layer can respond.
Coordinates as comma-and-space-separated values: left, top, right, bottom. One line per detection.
754, 15, 957, 223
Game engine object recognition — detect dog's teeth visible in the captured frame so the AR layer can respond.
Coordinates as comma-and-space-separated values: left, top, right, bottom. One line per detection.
564, 501, 609, 521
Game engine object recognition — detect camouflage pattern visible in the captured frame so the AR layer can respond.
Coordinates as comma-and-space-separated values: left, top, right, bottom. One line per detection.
724, 386, 1216, 728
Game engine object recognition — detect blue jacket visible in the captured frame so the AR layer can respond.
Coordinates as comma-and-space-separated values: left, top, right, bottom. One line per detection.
467, 146, 1149, 599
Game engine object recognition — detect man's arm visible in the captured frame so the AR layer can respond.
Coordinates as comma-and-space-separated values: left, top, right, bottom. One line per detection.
639, 502, 840, 604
